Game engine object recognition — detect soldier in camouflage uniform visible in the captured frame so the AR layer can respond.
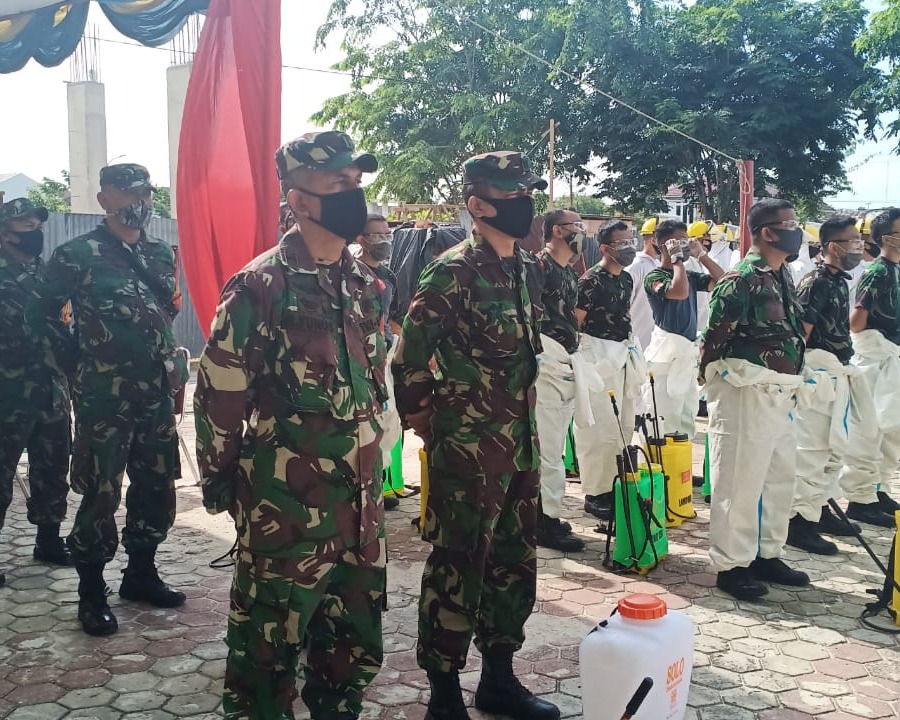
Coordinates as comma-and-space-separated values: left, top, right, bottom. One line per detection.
839, 208, 900, 528
572, 220, 642, 522
533, 209, 586, 552
194, 131, 387, 720
699, 199, 810, 601
0, 198, 72, 587
787, 216, 864, 555
393, 151, 559, 720
27, 164, 187, 636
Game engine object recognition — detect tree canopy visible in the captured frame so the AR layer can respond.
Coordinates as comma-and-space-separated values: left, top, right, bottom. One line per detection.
26, 172, 70, 213
315, 0, 886, 218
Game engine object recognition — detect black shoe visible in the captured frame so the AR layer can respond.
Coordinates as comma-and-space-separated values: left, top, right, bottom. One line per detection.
877, 491, 900, 515
537, 515, 585, 552
846, 501, 895, 528
475, 647, 560, 720
33, 524, 71, 565
716, 567, 768, 601
558, 519, 572, 534
818, 505, 860, 536
692, 475, 705, 487
786, 514, 838, 555
425, 670, 470, 720
384, 494, 400, 510
698, 399, 708, 418
0, 570, 5, 588
76, 564, 118, 636
584, 493, 613, 521
119, 549, 186, 608
750, 557, 810, 587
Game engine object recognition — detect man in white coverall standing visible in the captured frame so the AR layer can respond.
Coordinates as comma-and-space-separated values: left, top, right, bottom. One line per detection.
787, 216, 866, 555
574, 221, 645, 521
534, 209, 587, 552
700, 199, 810, 601
643, 219, 724, 438
839, 208, 900, 528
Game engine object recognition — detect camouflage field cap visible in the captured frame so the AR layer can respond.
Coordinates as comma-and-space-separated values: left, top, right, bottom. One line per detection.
463, 151, 548, 192
275, 130, 378, 180
0, 197, 49, 224
99, 163, 153, 190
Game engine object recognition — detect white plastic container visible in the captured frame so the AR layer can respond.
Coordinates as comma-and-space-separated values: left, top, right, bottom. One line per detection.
580, 594, 694, 720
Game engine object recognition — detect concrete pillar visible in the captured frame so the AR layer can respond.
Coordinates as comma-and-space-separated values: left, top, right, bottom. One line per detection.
167, 63, 192, 219
67, 81, 107, 215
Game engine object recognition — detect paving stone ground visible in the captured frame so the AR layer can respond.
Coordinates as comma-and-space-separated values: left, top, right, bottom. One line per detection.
1, 382, 899, 719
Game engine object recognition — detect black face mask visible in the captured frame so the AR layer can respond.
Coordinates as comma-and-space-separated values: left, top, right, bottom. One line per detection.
769, 227, 803, 262
867, 243, 881, 259
480, 195, 535, 239
11, 228, 44, 257
302, 187, 368, 242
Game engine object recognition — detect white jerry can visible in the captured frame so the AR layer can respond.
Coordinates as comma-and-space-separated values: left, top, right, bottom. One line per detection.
580, 594, 694, 720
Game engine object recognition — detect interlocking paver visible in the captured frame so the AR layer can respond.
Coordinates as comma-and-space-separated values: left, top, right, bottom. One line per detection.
2, 403, 900, 720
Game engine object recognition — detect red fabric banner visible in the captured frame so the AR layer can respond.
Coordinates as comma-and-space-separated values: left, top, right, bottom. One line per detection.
176, 0, 281, 334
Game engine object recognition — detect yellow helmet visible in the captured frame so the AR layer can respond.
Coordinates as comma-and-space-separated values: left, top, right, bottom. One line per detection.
802, 222, 821, 241
857, 216, 872, 236
639, 217, 657, 235
687, 220, 714, 238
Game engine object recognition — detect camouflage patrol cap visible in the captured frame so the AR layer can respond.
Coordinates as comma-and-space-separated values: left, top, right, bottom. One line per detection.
463, 151, 548, 192
0, 197, 49, 224
275, 130, 378, 180
99, 163, 153, 190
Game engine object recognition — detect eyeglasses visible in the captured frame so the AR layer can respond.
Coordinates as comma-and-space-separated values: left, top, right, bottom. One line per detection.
757, 220, 801, 231
363, 233, 392, 242
834, 239, 864, 250
559, 222, 587, 233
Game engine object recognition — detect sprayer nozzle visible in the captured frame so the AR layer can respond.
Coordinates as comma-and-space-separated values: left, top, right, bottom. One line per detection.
608, 390, 616, 397
648, 371, 654, 379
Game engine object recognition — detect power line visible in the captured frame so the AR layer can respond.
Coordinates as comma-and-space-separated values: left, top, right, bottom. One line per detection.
454, 14, 743, 164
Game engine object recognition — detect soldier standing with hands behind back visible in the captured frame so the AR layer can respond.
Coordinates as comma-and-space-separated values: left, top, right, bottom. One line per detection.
0, 198, 72, 587
195, 132, 389, 720
27, 164, 187, 636
393, 151, 559, 720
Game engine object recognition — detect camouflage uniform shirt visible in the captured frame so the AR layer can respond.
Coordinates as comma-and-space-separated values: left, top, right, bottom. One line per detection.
853, 257, 900, 345
645, 267, 711, 340
536, 248, 579, 354
796, 263, 852, 364
577, 263, 633, 341
700, 250, 805, 379
26, 223, 179, 401
392, 235, 543, 475
195, 231, 388, 559
0, 247, 71, 414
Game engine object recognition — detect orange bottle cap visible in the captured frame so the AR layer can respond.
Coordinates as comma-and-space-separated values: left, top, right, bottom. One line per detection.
618, 594, 667, 620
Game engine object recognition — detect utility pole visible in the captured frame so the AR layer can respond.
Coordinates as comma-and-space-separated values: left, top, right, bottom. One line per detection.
548, 118, 555, 209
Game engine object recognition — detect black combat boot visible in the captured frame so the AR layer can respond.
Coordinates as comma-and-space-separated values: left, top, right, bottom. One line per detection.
384, 495, 400, 510
33, 523, 71, 565
846, 501, 895, 528
786, 514, 838, 555
475, 647, 560, 720
584, 492, 613, 521
877, 491, 900, 514
76, 564, 118, 636
536, 514, 585, 552
425, 670, 470, 720
750, 557, 810, 587
716, 567, 768, 601
119, 548, 186, 608
818, 505, 860, 536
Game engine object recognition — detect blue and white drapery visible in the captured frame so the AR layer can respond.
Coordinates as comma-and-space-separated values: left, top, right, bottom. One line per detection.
0, 0, 209, 73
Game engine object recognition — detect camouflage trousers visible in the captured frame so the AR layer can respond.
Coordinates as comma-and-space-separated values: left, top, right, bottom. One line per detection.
417, 468, 538, 673
67, 396, 178, 565
224, 540, 386, 720
0, 408, 71, 531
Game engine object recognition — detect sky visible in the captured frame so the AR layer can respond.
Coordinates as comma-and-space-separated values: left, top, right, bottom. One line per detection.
0, 0, 896, 210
